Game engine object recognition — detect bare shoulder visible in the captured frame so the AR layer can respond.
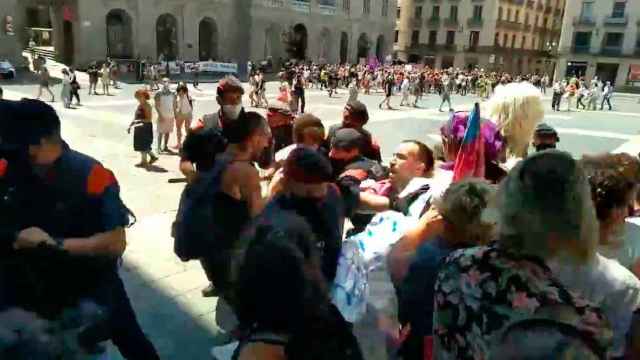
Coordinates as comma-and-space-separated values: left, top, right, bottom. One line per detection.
225, 161, 259, 182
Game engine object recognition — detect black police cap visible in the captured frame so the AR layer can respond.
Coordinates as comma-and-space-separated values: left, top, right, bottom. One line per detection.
0, 99, 61, 146
284, 147, 333, 184
331, 128, 364, 151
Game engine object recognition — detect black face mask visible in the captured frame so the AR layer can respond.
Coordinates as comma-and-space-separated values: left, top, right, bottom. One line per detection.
534, 143, 557, 152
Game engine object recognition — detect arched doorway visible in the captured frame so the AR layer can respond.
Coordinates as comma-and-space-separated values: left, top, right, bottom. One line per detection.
62, 20, 74, 65
375, 35, 385, 62
106, 9, 133, 59
357, 33, 370, 61
199, 17, 218, 61
318, 28, 331, 63
340, 32, 348, 64
285, 23, 308, 60
156, 14, 178, 61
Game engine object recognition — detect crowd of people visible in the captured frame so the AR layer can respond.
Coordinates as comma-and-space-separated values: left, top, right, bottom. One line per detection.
34, 57, 121, 107
270, 62, 617, 115
0, 63, 637, 360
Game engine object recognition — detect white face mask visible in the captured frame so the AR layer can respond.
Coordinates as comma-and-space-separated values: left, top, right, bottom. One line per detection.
222, 104, 242, 120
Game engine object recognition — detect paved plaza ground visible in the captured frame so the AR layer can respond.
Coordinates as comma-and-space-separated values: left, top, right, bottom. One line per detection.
3, 62, 640, 359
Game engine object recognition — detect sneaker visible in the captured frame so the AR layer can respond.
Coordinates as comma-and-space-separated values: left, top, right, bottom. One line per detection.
149, 155, 159, 165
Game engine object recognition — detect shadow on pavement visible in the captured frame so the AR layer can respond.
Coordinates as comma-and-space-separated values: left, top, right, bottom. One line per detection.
0, 69, 61, 87
146, 165, 168, 173
114, 265, 225, 359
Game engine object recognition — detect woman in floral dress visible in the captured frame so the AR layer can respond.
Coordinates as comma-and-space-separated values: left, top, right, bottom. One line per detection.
433, 151, 613, 359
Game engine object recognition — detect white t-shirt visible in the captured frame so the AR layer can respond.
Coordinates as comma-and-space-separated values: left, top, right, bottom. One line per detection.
549, 253, 640, 357
401, 79, 410, 92
275, 143, 310, 164
155, 92, 175, 118
599, 217, 640, 269
176, 95, 192, 115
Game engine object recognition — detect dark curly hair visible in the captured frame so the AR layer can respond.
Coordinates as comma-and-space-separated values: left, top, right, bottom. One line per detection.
235, 213, 328, 335
234, 212, 363, 360
580, 153, 639, 222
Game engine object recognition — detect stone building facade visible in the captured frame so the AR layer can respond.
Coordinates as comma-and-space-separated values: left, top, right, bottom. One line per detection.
556, 0, 640, 87
0, 0, 24, 66
394, 0, 564, 75
8, 0, 396, 70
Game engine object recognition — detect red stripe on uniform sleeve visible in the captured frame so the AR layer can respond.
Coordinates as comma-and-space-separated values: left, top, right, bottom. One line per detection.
0, 159, 7, 178
87, 164, 117, 196
340, 169, 368, 181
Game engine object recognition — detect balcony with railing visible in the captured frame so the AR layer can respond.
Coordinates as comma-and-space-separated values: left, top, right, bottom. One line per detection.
442, 43, 457, 51
600, 46, 622, 56
572, 44, 590, 54
496, 19, 523, 31
464, 45, 479, 52
426, 17, 441, 28
411, 17, 423, 28
263, 0, 286, 7
573, 16, 596, 27
318, 1, 337, 15
604, 15, 628, 27
444, 17, 459, 27
290, 0, 311, 13
467, 17, 484, 28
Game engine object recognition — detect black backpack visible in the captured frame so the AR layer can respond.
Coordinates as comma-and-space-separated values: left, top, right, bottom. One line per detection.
172, 158, 230, 261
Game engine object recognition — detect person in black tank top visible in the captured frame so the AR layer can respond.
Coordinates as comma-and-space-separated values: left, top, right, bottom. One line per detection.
200, 111, 271, 300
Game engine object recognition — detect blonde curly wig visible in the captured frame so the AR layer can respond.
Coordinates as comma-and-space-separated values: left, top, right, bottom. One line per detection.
485, 82, 545, 159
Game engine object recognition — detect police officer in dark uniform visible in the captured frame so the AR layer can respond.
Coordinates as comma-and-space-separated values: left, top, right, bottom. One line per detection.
328, 128, 388, 234
327, 101, 382, 163
259, 147, 360, 283
0, 99, 159, 360
329, 128, 386, 182
533, 122, 560, 152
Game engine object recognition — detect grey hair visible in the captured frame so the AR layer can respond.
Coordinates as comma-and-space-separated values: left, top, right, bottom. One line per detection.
434, 178, 496, 245
493, 150, 598, 262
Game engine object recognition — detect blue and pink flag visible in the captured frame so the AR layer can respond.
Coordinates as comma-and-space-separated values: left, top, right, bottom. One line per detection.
453, 103, 485, 181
